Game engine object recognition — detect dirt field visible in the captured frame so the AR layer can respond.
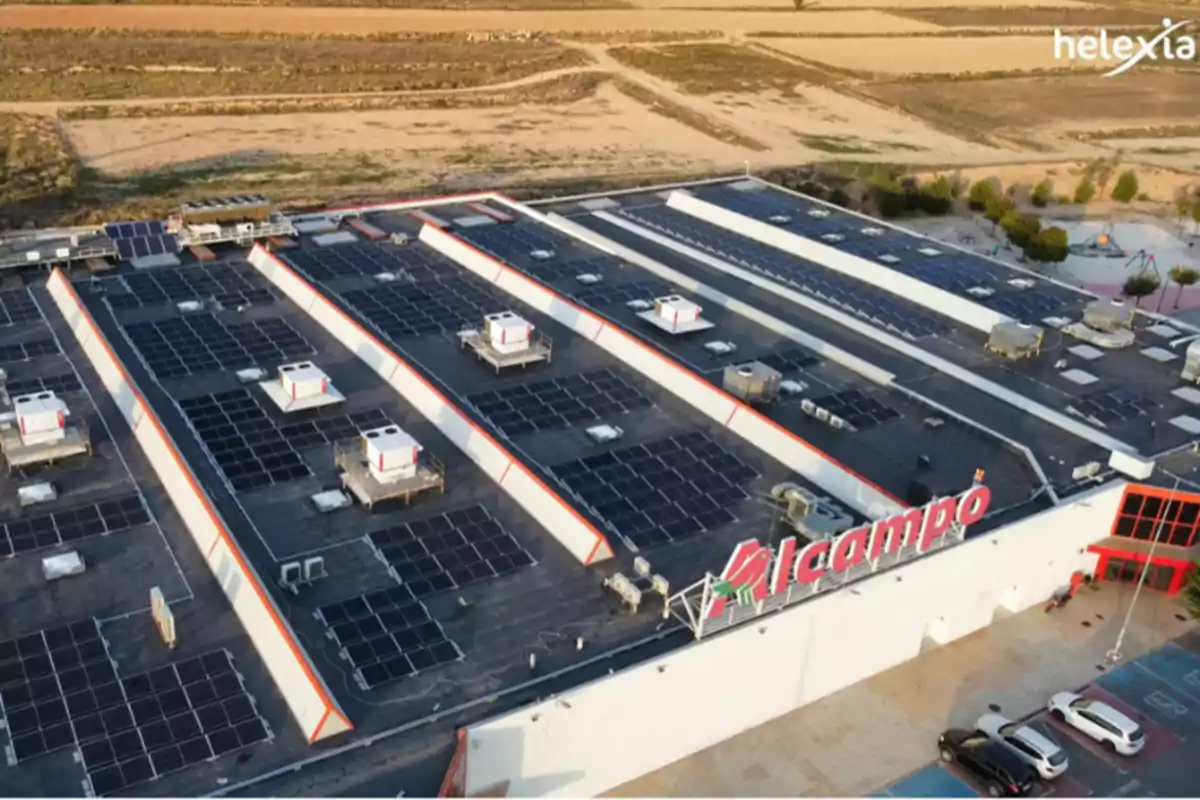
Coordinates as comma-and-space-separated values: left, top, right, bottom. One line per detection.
888, 5, 1166, 27
634, 0, 1095, 6
760, 35, 1119, 75
0, 4, 945, 34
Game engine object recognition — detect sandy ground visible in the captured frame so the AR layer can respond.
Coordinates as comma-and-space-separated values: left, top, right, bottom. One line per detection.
761, 35, 1120, 75
0, 4, 944, 34
1094, 138, 1200, 174
910, 161, 1199, 205
64, 82, 750, 177
634, 0, 1093, 7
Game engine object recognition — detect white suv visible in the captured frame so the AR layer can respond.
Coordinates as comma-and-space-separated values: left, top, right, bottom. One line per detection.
977, 713, 1069, 780
1047, 692, 1145, 756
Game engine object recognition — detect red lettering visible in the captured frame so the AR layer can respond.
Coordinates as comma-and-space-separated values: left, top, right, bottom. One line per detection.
771, 537, 797, 595
956, 484, 991, 525
869, 507, 924, 560
793, 540, 829, 585
705, 540, 771, 619
920, 496, 958, 551
831, 526, 869, 572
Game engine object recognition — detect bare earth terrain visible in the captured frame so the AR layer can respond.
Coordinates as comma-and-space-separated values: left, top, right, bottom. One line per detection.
1, 2, 1198, 223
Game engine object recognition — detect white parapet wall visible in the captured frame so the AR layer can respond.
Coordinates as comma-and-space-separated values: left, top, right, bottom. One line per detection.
456, 480, 1124, 797
246, 245, 615, 566
666, 190, 1011, 334
45, 268, 352, 744
418, 222, 902, 520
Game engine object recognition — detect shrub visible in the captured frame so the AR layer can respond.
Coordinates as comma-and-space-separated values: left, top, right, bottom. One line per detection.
917, 176, 953, 216
1000, 210, 1040, 249
1073, 176, 1095, 204
829, 187, 851, 208
1112, 170, 1139, 203
984, 195, 1014, 225
1031, 179, 1053, 208
968, 179, 997, 211
1025, 226, 1068, 263
1123, 273, 1161, 306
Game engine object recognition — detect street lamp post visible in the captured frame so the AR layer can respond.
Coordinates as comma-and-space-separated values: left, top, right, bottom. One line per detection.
1108, 476, 1179, 665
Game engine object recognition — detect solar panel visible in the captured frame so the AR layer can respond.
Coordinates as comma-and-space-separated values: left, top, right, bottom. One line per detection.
283, 242, 459, 282
317, 586, 463, 690
0, 339, 58, 363
116, 264, 276, 310
0, 290, 43, 327
341, 276, 500, 339
116, 239, 135, 260
0, 494, 150, 559
467, 368, 652, 438
550, 431, 757, 549
178, 389, 313, 492
811, 390, 903, 431
367, 504, 534, 599
278, 408, 388, 449
123, 313, 313, 379
5, 372, 82, 397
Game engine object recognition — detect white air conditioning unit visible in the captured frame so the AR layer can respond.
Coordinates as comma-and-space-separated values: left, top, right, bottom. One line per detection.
830, 416, 846, 430
303, 556, 327, 582
633, 556, 651, 578
280, 562, 302, 587
815, 407, 831, 422
801, 399, 816, 414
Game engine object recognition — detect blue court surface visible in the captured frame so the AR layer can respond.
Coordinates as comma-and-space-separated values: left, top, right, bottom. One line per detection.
873, 763, 978, 798
1097, 642, 1200, 737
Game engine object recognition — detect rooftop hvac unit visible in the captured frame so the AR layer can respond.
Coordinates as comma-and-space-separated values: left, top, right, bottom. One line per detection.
815, 407, 831, 423
14, 392, 67, 446
779, 379, 806, 396
603, 572, 642, 613
722, 361, 782, 405
829, 416, 847, 430
280, 562, 302, 588
633, 556, 651, 578
1182, 339, 1200, 383
1083, 299, 1133, 332
770, 483, 854, 541
43, 551, 85, 582
303, 556, 327, 582
311, 489, 352, 513
986, 321, 1044, 360
586, 424, 624, 444
801, 398, 816, 415
18, 482, 56, 507
484, 312, 534, 354
704, 340, 737, 356
390, 233, 409, 246
1071, 461, 1102, 481
363, 425, 422, 484
261, 361, 343, 412
655, 295, 700, 326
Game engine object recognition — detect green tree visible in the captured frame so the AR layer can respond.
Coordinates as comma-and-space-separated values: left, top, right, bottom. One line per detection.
1185, 561, 1200, 620
1123, 273, 1161, 307
1112, 170, 1139, 203
984, 195, 1014, 226
1031, 179, 1054, 208
968, 179, 998, 210
1000, 210, 1040, 249
1073, 176, 1096, 204
918, 176, 954, 215
1025, 226, 1069, 263
1169, 265, 1200, 309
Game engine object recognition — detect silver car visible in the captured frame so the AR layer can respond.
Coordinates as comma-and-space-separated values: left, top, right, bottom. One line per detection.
977, 713, 1069, 780
1047, 692, 1145, 756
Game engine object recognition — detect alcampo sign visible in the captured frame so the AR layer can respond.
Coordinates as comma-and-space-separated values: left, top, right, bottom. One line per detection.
705, 484, 992, 619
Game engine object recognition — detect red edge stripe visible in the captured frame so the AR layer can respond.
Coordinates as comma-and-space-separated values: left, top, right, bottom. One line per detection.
48, 269, 353, 739
448, 209, 906, 511
254, 247, 615, 564
438, 729, 469, 798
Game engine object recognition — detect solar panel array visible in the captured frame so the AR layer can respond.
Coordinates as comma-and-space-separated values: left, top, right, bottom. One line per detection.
0, 339, 58, 363
80, 650, 269, 797
278, 407, 390, 449
550, 431, 757, 549
698, 186, 1080, 320
0, 291, 42, 327
107, 264, 276, 311
179, 390, 312, 491
455, 220, 561, 260
367, 504, 534, 599
0, 620, 111, 763
123, 314, 313, 379
620, 205, 950, 339
284, 242, 460, 282
467, 369, 652, 437
755, 349, 819, 375
0, 494, 149, 559
104, 221, 165, 240
573, 279, 673, 308
317, 586, 463, 690
810, 390, 902, 431
5, 372, 81, 397
341, 277, 501, 339
1069, 388, 1159, 427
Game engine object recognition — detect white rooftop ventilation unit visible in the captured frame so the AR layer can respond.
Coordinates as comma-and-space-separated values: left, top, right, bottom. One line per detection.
807, 208, 831, 219
575, 273, 602, 285
1007, 278, 1037, 290
1181, 339, 1200, 384
703, 340, 737, 356
722, 362, 781, 405
0, 392, 90, 470
770, 483, 854, 541
768, 214, 793, 225
334, 425, 444, 510
529, 249, 555, 261
1071, 461, 1102, 481
363, 425, 421, 484
820, 233, 845, 243
966, 286, 996, 298
586, 424, 624, 444
918, 247, 942, 257
986, 321, 1043, 360
459, 311, 552, 373
860, 227, 885, 237
637, 295, 715, 335
603, 573, 642, 613
878, 254, 901, 265
260, 361, 344, 412
1083, 299, 1134, 332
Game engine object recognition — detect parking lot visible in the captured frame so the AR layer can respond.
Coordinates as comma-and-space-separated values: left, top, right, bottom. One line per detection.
875, 640, 1200, 798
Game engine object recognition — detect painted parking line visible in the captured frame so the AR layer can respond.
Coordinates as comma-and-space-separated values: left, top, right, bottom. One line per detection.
1034, 714, 1130, 773
883, 763, 980, 798
1079, 684, 1180, 759
1133, 643, 1200, 706
1034, 770, 1093, 797
1096, 661, 1200, 738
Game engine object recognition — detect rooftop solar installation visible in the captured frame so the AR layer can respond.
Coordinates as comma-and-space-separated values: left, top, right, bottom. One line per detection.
4, 372, 82, 397
285, 242, 459, 282
105, 264, 277, 310
466, 368, 653, 437
114, 235, 180, 262
122, 313, 313, 379
0, 339, 59, 363
339, 277, 497, 338
0, 290, 43, 327
103, 221, 165, 240
0, 494, 150, 559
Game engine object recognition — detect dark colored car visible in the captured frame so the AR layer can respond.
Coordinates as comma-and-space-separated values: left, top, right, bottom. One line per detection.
938, 728, 1037, 797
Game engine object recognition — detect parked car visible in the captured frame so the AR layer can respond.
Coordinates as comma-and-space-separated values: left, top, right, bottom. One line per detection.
976, 713, 1069, 780
1047, 691, 1145, 755
938, 728, 1037, 797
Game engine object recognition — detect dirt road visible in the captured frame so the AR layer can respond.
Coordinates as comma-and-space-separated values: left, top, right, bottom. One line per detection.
0, 4, 943, 35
